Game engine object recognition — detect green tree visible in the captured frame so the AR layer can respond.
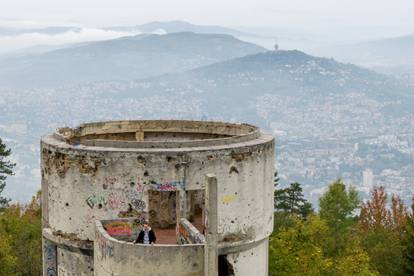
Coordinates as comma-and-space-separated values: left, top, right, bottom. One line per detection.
274, 182, 313, 218
274, 182, 313, 232
274, 171, 280, 189
269, 214, 377, 276
0, 233, 17, 276
0, 137, 15, 209
269, 215, 332, 276
334, 237, 378, 276
319, 180, 359, 258
403, 197, 414, 274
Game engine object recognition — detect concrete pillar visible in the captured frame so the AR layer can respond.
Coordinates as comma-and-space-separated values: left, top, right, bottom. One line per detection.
43, 238, 57, 276
135, 131, 144, 141
204, 174, 218, 276
178, 189, 187, 220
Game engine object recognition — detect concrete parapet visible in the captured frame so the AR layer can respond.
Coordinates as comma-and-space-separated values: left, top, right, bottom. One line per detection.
94, 220, 204, 276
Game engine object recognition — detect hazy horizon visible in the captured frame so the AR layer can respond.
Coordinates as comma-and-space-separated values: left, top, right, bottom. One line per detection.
1, 0, 413, 39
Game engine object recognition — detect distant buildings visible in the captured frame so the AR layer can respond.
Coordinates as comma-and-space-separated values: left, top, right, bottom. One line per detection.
363, 169, 374, 189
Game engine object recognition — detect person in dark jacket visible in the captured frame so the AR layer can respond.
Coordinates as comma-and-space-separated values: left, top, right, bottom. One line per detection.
134, 222, 156, 244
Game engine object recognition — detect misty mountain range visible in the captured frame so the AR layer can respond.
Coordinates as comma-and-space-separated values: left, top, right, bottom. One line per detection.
313, 33, 414, 75
106, 20, 252, 37
0, 26, 413, 205
0, 32, 265, 88
1, 20, 413, 75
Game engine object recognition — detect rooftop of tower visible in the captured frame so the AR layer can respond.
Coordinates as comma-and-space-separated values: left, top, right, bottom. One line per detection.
52, 120, 262, 149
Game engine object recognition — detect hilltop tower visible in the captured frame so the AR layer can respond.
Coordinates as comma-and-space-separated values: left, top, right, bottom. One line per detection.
41, 120, 275, 276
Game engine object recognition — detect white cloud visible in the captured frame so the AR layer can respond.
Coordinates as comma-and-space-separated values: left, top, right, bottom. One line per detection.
0, 19, 79, 29
0, 28, 137, 54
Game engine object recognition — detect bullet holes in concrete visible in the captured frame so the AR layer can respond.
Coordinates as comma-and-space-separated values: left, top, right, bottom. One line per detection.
137, 156, 146, 167
229, 166, 239, 174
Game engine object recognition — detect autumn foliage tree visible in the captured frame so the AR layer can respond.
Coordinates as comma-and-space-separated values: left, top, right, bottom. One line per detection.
0, 191, 42, 276
358, 186, 408, 275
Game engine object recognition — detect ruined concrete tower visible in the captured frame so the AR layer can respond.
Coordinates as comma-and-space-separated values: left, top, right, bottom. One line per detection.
41, 120, 274, 276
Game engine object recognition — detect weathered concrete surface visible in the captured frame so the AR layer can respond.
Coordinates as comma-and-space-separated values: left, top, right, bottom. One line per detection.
43, 237, 57, 276
41, 120, 275, 276
227, 238, 269, 276
94, 220, 204, 276
56, 247, 93, 276
178, 218, 205, 244
205, 174, 218, 276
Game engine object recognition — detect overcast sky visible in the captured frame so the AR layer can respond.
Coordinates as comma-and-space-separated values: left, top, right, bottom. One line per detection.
1, 0, 413, 32
0, 0, 413, 54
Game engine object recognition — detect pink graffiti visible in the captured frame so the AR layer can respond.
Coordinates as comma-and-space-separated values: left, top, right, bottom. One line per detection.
96, 231, 114, 258
105, 221, 132, 236
152, 179, 184, 191
136, 182, 145, 193
104, 176, 117, 185
107, 193, 125, 210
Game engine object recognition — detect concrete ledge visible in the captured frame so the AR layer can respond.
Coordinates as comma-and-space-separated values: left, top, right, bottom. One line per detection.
218, 237, 268, 255
43, 228, 93, 251
42, 132, 274, 154
178, 218, 206, 244
81, 131, 260, 149
51, 120, 263, 149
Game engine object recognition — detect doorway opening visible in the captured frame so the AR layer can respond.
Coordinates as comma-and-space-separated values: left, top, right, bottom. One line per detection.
218, 255, 235, 276
187, 189, 205, 234
147, 190, 177, 228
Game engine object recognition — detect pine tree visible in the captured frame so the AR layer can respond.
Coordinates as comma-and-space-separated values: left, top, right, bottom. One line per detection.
274, 182, 313, 218
274, 171, 280, 189
0, 138, 15, 209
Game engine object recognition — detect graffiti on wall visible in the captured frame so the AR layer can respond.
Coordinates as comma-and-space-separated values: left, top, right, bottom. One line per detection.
44, 242, 57, 276
222, 194, 237, 204
104, 176, 117, 185
177, 219, 205, 244
86, 193, 107, 208
178, 223, 189, 244
150, 179, 185, 191
47, 267, 56, 276
104, 221, 132, 236
86, 185, 136, 210
46, 244, 54, 260
96, 231, 114, 259
131, 198, 146, 211
85, 176, 184, 214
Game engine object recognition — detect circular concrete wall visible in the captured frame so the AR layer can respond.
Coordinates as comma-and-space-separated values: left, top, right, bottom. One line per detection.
41, 120, 275, 275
